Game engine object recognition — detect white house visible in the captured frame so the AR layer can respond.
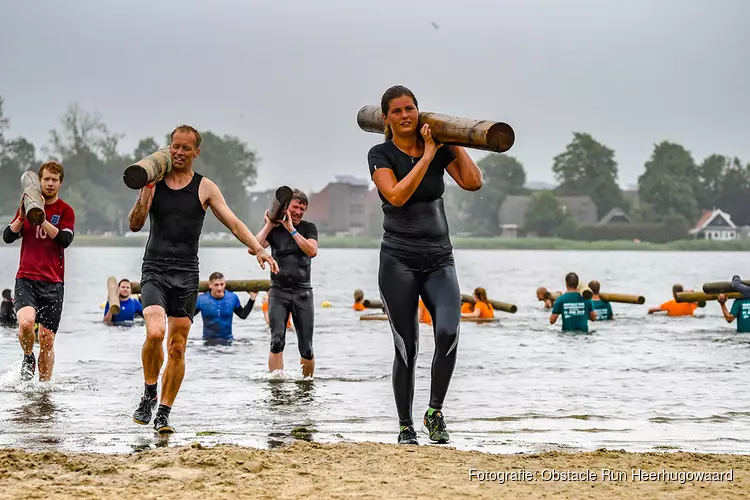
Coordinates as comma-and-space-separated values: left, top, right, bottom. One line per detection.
689, 208, 738, 241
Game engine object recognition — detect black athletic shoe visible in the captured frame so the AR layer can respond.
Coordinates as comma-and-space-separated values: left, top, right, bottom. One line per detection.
133, 396, 157, 425
423, 410, 450, 444
398, 426, 419, 445
153, 413, 175, 434
20, 353, 36, 381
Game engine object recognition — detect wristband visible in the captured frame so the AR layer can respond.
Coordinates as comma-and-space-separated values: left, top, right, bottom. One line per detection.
291, 230, 298, 236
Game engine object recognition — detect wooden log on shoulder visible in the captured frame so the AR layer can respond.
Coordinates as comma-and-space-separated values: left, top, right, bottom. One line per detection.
129, 279, 271, 295
21, 171, 45, 226
675, 291, 744, 303
598, 293, 646, 305
123, 148, 172, 190
461, 294, 517, 314
356, 105, 515, 153
703, 280, 750, 294
107, 277, 120, 315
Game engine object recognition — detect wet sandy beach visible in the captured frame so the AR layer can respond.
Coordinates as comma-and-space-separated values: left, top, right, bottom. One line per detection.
0, 441, 747, 499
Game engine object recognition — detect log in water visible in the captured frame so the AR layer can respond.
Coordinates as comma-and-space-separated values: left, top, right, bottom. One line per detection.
598, 293, 646, 305
20, 171, 45, 226
356, 105, 515, 153
360, 314, 499, 323
362, 299, 383, 309
460, 294, 517, 314
129, 279, 271, 295
123, 148, 172, 190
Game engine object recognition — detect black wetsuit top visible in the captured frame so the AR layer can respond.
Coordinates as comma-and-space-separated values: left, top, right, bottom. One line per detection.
368, 141, 456, 255
266, 221, 318, 290
142, 173, 206, 273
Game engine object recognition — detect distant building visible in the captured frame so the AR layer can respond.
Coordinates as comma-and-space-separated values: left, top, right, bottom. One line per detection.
597, 207, 632, 226
498, 195, 598, 231
305, 175, 371, 236
689, 208, 738, 240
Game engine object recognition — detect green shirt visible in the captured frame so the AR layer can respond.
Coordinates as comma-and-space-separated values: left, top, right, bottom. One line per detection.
552, 292, 593, 332
590, 299, 613, 321
730, 298, 750, 333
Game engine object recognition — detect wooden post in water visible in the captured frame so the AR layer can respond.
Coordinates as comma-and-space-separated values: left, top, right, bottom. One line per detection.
123, 148, 172, 190
106, 277, 120, 315
20, 171, 45, 226
356, 105, 516, 153
702, 280, 750, 294
598, 293, 646, 305
460, 294, 517, 313
129, 279, 271, 295
363, 299, 384, 309
675, 291, 744, 303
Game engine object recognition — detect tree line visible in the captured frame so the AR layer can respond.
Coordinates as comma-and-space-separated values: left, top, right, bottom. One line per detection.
2, 95, 748, 238
0, 96, 259, 234
444, 132, 750, 238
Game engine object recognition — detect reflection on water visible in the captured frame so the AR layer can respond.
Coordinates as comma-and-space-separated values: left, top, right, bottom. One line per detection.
10, 392, 60, 424
0, 247, 750, 454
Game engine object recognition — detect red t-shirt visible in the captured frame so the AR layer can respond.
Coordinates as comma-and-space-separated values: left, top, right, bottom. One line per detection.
12, 199, 75, 283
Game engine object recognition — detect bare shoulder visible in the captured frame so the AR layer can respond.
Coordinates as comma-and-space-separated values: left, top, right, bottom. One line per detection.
198, 176, 221, 204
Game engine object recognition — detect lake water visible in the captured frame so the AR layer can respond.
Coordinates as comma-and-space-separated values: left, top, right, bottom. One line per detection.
0, 246, 749, 455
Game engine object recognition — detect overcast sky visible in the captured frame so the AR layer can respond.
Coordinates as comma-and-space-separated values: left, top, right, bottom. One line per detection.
1, 0, 748, 194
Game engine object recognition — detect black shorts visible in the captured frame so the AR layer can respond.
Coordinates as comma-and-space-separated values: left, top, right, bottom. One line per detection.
140, 270, 198, 321
14, 278, 65, 333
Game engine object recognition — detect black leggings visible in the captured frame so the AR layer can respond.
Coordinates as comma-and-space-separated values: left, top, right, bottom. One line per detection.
378, 249, 461, 427
268, 287, 315, 360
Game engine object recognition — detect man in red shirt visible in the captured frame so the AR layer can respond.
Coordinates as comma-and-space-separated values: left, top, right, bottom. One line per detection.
2, 161, 75, 382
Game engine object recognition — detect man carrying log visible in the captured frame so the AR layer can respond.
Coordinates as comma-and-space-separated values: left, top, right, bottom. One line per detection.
255, 189, 319, 377
194, 272, 257, 344
2, 162, 74, 382
103, 278, 143, 325
128, 124, 278, 433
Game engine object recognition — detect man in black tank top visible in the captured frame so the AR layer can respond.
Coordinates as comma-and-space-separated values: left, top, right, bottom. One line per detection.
368, 86, 484, 446
127, 124, 278, 434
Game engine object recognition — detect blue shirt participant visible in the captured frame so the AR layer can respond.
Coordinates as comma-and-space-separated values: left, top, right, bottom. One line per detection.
718, 292, 750, 333
194, 272, 256, 343
104, 279, 143, 325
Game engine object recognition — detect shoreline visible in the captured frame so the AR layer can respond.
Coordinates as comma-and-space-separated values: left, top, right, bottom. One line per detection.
66, 235, 750, 251
1, 441, 747, 499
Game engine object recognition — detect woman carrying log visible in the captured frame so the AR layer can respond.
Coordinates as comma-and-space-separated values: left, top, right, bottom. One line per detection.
367, 85, 483, 446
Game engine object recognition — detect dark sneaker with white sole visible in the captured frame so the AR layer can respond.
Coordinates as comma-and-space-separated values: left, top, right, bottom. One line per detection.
398, 425, 418, 445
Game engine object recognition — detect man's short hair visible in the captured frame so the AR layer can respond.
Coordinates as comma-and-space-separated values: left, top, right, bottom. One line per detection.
2, 289, 11, 300
171, 124, 202, 148
292, 189, 308, 206
565, 272, 579, 289
209, 272, 225, 282
118, 279, 131, 287
39, 161, 64, 183
588, 280, 601, 295
672, 284, 684, 295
